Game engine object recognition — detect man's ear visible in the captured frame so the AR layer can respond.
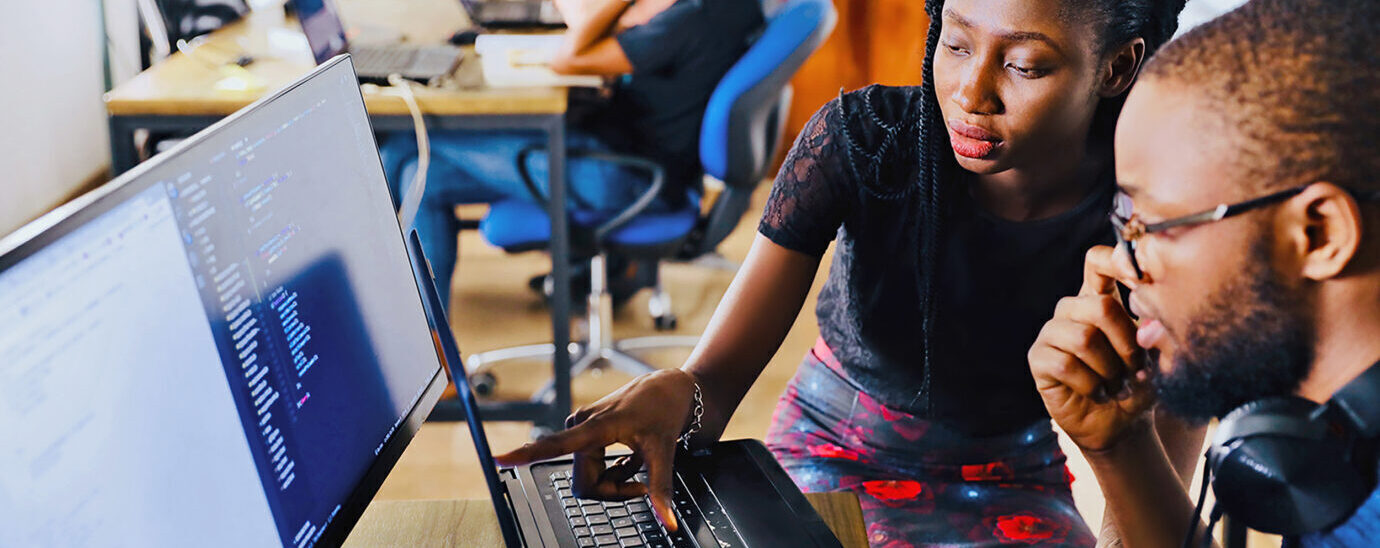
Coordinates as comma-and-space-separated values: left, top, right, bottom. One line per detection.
1099, 38, 1146, 98
1287, 182, 1364, 281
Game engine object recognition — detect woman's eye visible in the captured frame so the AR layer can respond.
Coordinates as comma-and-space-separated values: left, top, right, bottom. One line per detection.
942, 42, 968, 55
1007, 64, 1048, 78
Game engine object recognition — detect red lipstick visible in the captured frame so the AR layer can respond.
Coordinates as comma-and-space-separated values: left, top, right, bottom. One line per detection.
947, 120, 1001, 159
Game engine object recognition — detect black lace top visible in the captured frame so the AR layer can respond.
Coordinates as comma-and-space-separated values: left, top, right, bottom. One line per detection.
759, 85, 1116, 436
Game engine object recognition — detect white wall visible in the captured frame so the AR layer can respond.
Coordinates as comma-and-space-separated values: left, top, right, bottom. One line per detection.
106, 0, 145, 86
0, 3, 106, 235
0, 1, 141, 236
1179, 0, 1251, 36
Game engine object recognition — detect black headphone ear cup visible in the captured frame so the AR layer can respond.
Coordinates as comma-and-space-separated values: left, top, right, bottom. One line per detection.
1209, 396, 1370, 535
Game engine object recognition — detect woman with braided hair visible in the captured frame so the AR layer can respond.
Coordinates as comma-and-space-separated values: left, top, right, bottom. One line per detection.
498, 0, 1195, 545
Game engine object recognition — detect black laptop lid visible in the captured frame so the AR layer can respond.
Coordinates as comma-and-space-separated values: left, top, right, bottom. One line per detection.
0, 57, 444, 547
401, 228, 525, 546
461, 0, 564, 28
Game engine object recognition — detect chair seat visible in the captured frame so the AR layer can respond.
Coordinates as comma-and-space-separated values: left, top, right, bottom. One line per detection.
480, 198, 700, 250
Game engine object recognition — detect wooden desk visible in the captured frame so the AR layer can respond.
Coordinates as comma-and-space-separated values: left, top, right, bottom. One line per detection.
103, 6, 566, 118
102, 0, 569, 168
345, 493, 870, 547
103, 0, 577, 429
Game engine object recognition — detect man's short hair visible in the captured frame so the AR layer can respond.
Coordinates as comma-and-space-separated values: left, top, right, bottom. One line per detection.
1141, 0, 1380, 193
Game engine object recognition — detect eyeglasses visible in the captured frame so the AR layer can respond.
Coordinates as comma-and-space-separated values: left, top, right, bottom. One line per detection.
1111, 184, 1380, 280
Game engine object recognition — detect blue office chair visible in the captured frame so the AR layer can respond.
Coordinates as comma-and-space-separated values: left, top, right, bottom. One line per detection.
466, 0, 837, 399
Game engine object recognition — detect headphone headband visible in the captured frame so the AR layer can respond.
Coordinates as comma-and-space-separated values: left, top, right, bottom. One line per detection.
1212, 398, 1326, 446
1329, 363, 1380, 438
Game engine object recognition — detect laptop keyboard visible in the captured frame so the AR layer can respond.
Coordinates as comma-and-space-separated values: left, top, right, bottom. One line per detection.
548, 470, 696, 548
353, 47, 416, 72
353, 46, 460, 79
410, 48, 464, 73
481, 2, 531, 19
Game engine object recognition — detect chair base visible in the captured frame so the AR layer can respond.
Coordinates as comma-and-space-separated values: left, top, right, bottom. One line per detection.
466, 336, 701, 402
463, 253, 699, 404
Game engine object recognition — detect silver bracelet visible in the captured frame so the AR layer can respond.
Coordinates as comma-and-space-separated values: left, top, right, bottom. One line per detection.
677, 380, 704, 451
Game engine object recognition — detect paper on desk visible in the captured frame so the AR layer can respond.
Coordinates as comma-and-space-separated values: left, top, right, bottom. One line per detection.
474, 34, 603, 88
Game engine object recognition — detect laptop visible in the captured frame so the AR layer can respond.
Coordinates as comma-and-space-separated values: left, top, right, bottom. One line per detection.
403, 192, 844, 547
0, 57, 446, 547
292, 0, 463, 83
410, 141, 845, 547
460, 0, 565, 29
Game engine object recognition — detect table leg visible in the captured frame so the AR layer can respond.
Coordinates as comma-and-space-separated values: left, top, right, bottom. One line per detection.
544, 116, 573, 432
109, 116, 140, 176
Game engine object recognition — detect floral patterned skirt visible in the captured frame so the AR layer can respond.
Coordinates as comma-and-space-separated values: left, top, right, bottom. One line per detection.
765, 338, 1096, 547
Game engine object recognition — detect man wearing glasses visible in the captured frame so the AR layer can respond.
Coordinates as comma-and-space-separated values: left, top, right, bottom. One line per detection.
1028, 0, 1380, 545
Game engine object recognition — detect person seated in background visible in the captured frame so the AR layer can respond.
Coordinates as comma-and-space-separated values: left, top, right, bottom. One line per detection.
1028, 0, 1380, 545
492, 0, 1198, 545
381, 0, 764, 307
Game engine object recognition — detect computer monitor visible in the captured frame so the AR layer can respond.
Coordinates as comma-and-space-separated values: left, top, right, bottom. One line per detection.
0, 57, 447, 547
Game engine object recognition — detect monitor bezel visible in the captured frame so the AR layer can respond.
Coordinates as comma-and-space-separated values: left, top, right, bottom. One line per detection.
0, 55, 448, 547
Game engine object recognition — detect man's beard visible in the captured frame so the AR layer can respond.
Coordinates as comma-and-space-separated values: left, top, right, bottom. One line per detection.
1152, 243, 1314, 421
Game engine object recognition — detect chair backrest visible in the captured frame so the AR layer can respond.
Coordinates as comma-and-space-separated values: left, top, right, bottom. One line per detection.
689, 0, 835, 257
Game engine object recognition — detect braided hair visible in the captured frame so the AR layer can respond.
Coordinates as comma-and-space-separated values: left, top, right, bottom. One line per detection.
913, 0, 1188, 412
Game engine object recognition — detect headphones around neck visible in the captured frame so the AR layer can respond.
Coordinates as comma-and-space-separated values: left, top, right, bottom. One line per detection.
1194, 361, 1380, 541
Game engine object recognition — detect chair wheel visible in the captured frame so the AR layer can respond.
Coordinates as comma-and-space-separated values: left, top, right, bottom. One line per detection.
470, 372, 497, 396
654, 314, 678, 331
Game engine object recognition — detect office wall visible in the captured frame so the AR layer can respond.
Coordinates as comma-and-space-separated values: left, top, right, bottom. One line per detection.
0, 1, 132, 236
780, 0, 926, 161
1179, 0, 1251, 35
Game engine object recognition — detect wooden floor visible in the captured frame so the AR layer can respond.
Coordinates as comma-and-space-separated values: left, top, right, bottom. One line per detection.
372, 185, 1277, 547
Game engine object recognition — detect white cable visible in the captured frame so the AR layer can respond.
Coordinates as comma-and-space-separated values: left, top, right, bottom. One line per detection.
386, 74, 431, 232
136, 0, 173, 61
176, 38, 225, 70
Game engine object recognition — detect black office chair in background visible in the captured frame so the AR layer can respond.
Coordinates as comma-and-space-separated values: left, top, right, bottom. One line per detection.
132, 0, 249, 159
137, 0, 248, 67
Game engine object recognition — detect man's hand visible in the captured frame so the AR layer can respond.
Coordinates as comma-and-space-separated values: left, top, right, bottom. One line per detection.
550, 0, 638, 75
1029, 246, 1154, 451
617, 0, 678, 28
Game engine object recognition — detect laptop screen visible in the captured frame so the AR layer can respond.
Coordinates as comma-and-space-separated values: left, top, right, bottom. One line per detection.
0, 58, 443, 547
292, 0, 349, 64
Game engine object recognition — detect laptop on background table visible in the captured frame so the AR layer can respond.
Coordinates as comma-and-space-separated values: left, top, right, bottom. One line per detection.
292, 0, 463, 83
460, 0, 565, 29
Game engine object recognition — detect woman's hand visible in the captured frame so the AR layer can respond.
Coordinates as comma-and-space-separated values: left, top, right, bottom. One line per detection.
494, 236, 823, 532
494, 368, 698, 531
1029, 246, 1155, 452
